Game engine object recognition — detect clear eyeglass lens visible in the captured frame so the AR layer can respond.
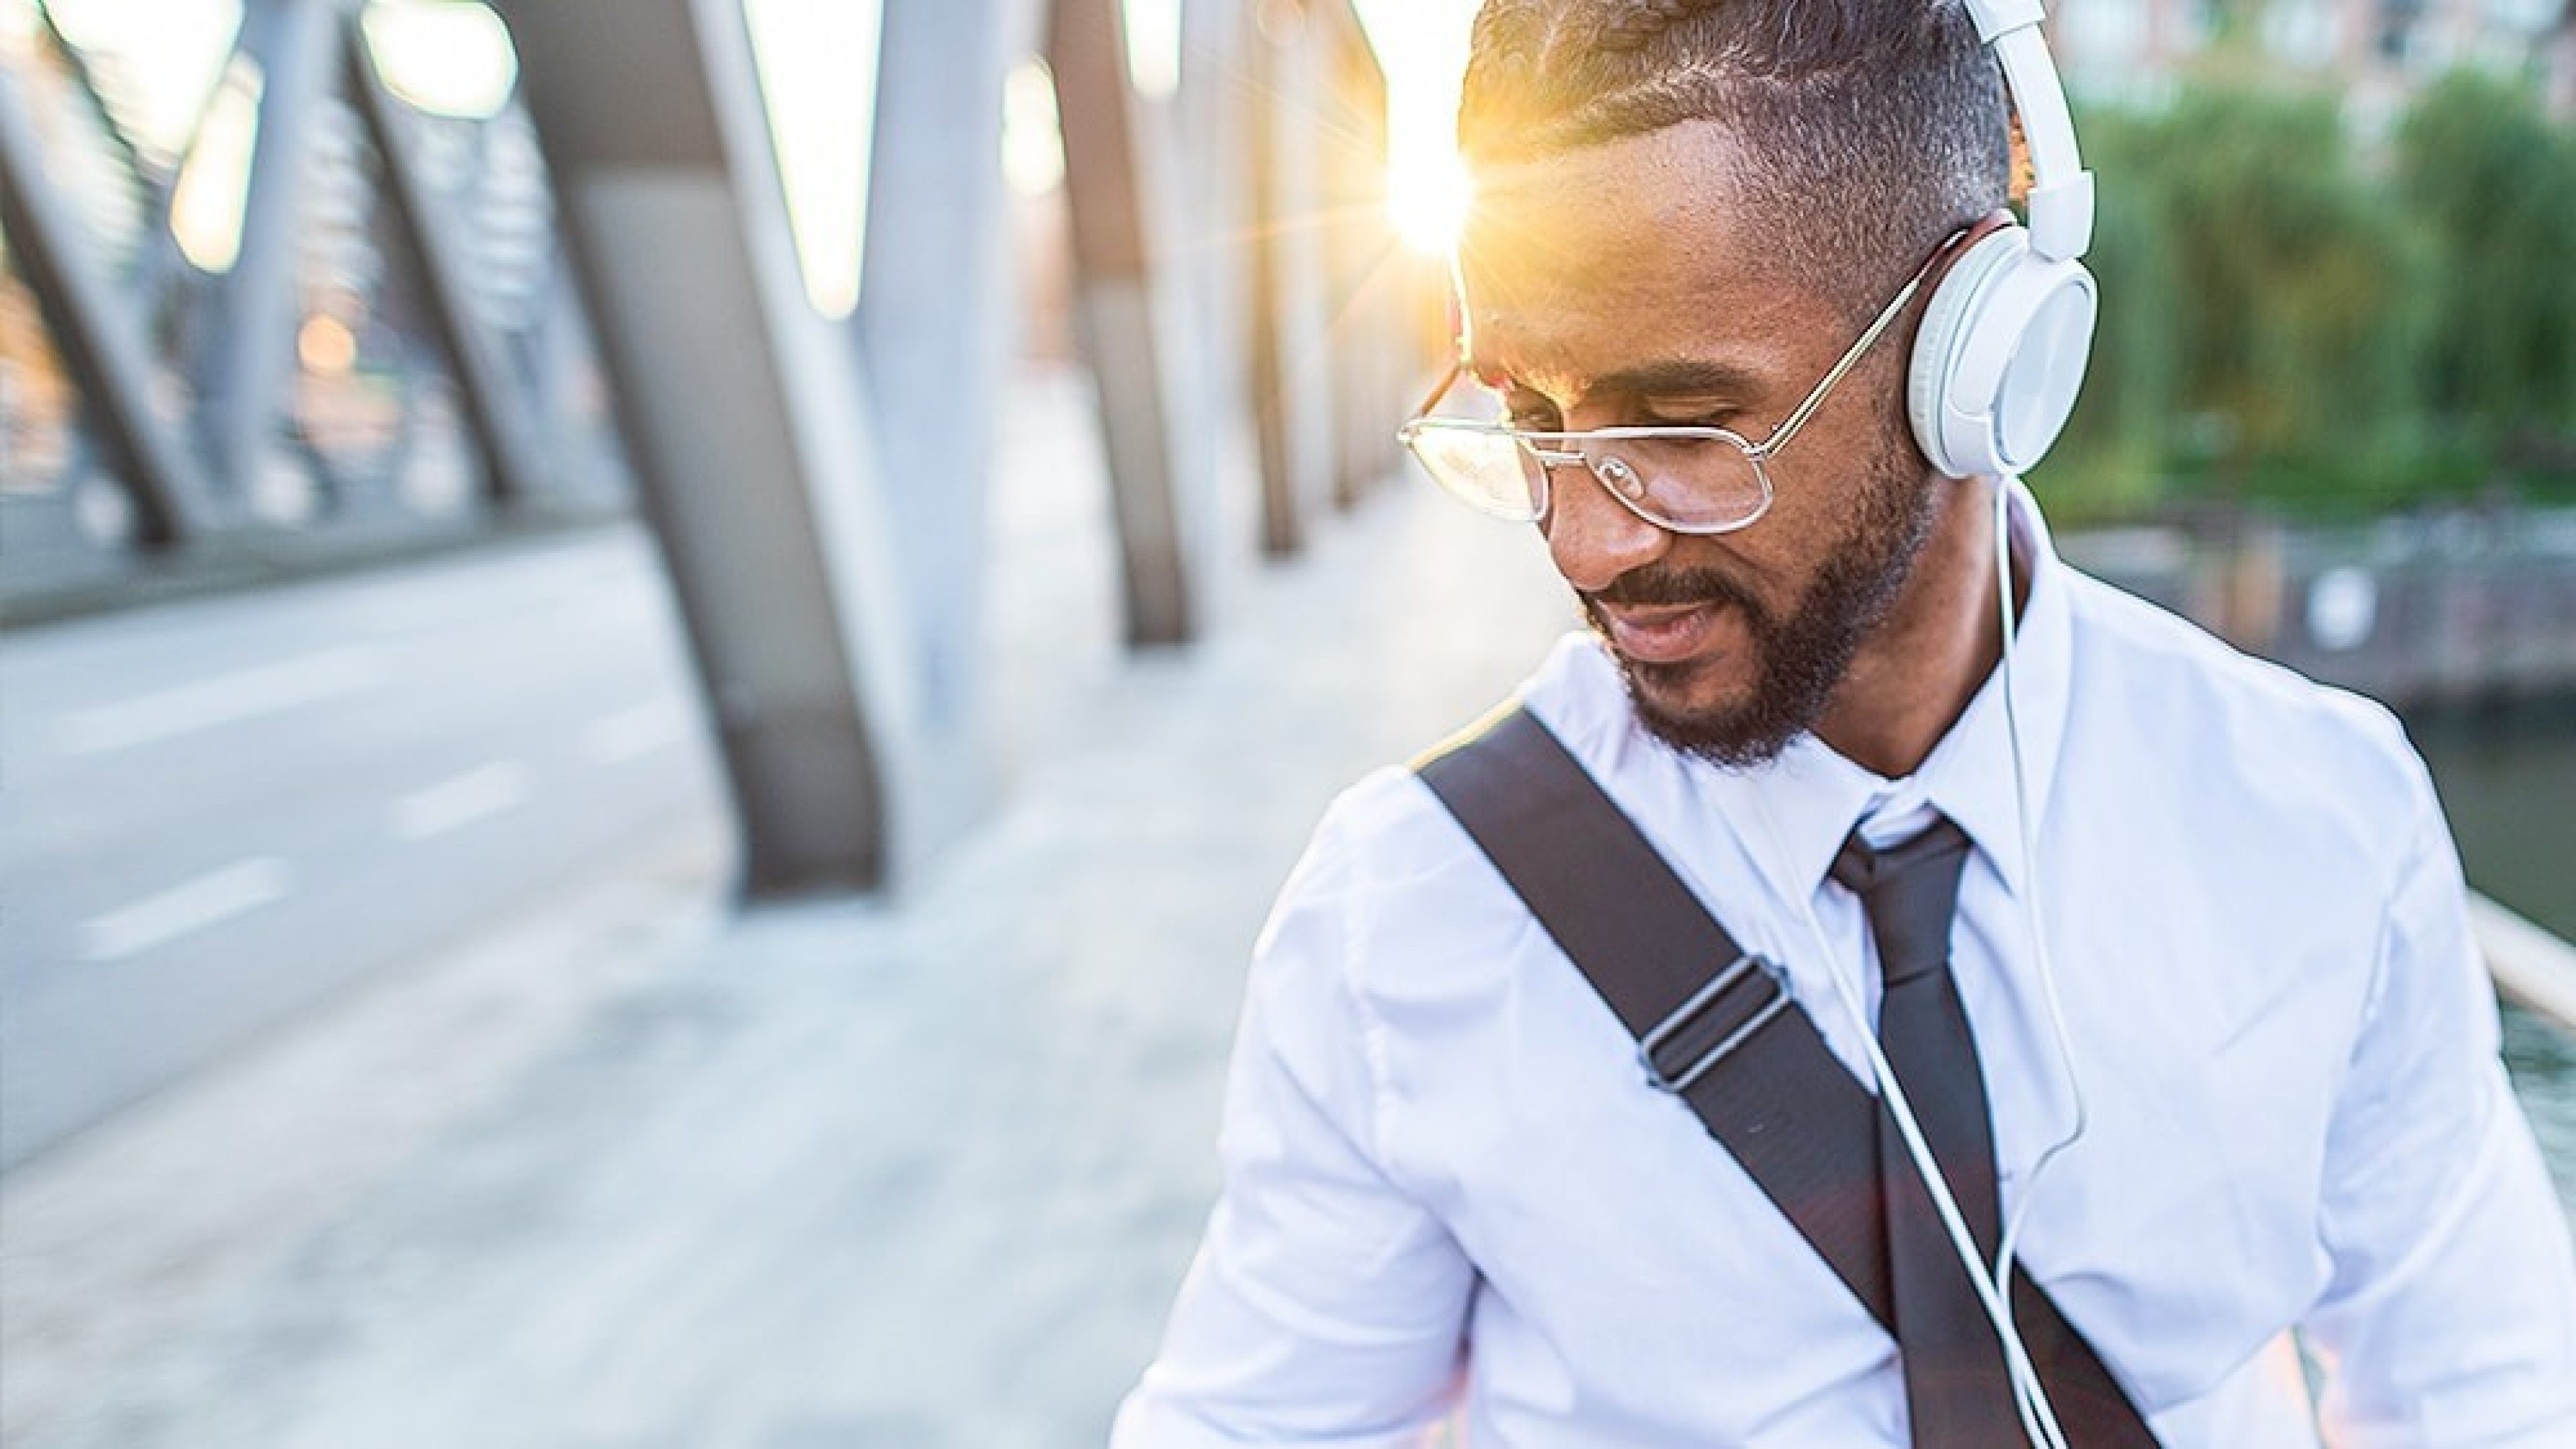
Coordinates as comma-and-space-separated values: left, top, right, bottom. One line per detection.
1401, 424, 1768, 533
1579, 433, 1768, 532
1403, 427, 1546, 522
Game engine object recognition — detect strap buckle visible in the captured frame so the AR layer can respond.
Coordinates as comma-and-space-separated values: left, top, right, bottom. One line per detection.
1638, 953, 1791, 1095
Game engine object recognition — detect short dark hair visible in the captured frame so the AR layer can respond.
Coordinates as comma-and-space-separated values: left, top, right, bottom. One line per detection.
1457, 0, 2011, 321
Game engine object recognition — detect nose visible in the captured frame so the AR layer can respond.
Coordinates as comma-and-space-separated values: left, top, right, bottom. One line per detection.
1542, 456, 1674, 594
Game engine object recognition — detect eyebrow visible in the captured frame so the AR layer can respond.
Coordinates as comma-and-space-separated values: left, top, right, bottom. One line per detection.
1584, 359, 1768, 401
1471, 356, 1769, 407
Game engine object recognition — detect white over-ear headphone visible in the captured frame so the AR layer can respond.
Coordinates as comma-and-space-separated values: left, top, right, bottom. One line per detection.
1907, 0, 2098, 480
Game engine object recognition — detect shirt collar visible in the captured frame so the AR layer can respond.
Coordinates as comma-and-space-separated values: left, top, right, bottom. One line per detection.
1700, 481, 2074, 901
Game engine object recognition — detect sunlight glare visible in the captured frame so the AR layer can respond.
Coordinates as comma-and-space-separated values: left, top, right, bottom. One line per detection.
1388, 151, 1472, 258
361, 1, 517, 120
1003, 60, 1067, 198
40, 0, 241, 166
743, 0, 884, 319
168, 58, 262, 274
1352, 0, 1479, 258
1122, 0, 1181, 101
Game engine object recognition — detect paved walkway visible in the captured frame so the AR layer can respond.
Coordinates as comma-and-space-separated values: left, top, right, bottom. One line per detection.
1, 427, 1574, 1448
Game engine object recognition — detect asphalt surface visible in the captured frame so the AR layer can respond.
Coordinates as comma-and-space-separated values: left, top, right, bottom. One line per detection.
1, 525, 731, 1170
0, 367, 1141, 1173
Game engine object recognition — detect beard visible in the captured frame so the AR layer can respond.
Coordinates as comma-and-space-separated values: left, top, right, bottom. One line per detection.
1578, 437, 1939, 769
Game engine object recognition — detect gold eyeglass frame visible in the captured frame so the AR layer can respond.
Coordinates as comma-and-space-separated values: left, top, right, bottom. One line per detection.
1396, 232, 1963, 535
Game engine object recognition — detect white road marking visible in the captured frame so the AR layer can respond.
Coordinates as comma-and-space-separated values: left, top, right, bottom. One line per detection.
582, 700, 691, 765
58, 647, 389, 756
392, 761, 532, 841
82, 858, 293, 963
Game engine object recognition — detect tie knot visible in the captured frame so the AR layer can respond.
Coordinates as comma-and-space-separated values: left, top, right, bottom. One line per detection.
1828, 816, 1969, 897
1829, 816, 1972, 987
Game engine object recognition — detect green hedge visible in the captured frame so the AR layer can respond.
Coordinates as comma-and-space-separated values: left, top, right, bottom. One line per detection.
2031, 68, 2576, 525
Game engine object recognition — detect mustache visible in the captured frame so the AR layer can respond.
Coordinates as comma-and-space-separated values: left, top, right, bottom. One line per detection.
1585, 565, 1763, 617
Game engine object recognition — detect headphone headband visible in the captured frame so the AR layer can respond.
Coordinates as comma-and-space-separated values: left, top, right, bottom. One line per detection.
1907, 0, 2100, 478
1961, 0, 2092, 262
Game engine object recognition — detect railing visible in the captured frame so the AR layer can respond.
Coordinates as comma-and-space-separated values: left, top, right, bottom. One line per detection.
2064, 510, 2576, 710
2475, 892, 2576, 1034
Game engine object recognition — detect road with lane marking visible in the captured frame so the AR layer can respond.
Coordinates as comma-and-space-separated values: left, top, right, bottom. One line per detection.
1, 526, 729, 1170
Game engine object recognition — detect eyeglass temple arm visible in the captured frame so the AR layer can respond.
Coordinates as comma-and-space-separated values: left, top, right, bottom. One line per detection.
1758, 228, 1973, 459
1410, 361, 1463, 420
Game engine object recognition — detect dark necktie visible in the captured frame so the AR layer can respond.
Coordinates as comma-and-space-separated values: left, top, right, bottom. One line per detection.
1831, 817, 2018, 1446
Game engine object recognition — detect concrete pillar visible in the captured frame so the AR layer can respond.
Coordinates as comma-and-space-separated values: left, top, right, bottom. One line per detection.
1246, 0, 1336, 557
202, 0, 341, 515
1175, 0, 1260, 553
1125, 0, 1233, 627
858, 0, 1011, 739
1319, 17, 1393, 510
340, 15, 553, 511
498, 0, 943, 897
1049, 0, 1198, 643
0, 61, 205, 547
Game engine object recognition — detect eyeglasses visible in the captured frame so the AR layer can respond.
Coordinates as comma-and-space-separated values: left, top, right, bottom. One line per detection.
1396, 236, 1957, 535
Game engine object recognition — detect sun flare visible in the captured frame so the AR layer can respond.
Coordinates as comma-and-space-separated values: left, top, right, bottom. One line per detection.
1388, 148, 1472, 258
1354, 0, 1479, 258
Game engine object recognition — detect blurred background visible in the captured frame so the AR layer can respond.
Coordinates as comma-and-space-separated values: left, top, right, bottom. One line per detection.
1, 0, 2570, 1443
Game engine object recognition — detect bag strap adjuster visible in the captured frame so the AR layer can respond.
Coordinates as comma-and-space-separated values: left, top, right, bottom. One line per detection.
1638, 951, 1790, 1094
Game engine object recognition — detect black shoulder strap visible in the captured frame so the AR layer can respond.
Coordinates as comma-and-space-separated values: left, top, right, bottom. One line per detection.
1416, 706, 2158, 1445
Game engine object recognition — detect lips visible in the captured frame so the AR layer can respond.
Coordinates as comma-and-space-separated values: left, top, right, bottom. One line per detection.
1592, 600, 1725, 664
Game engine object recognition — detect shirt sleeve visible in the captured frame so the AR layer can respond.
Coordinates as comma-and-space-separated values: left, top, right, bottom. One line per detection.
2302, 751, 2576, 1446
1112, 803, 1478, 1446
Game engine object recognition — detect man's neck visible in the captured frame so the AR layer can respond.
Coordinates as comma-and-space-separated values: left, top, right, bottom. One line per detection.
1813, 474, 2025, 780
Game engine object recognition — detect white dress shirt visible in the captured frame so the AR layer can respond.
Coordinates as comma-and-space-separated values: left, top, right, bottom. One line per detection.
1114, 492, 2576, 1446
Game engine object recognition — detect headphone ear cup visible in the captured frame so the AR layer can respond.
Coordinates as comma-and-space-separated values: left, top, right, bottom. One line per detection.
1907, 227, 2099, 479
1908, 227, 2026, 479
1985, 260, 2097, 473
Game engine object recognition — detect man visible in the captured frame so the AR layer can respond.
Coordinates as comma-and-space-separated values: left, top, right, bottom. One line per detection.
1116, 1, 2576, 1443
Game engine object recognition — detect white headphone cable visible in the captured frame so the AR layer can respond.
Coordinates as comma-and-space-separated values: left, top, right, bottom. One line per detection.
1743, 787, 2072, 1449
1987, 475, 2096, 1446
1734, 478, 2106, 1449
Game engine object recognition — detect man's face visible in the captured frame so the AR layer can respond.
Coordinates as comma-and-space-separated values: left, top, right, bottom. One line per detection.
1456, 122, 1940, 766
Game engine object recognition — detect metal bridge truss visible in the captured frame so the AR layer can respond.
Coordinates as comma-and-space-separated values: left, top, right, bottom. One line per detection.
3, 0, 1430, 896
0, 0, 629, 611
